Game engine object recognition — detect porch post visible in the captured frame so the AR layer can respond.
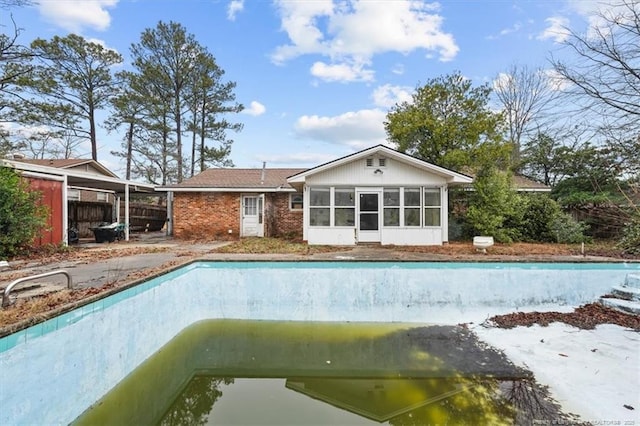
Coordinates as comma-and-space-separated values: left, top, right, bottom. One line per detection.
125, 183, 130, 241
441, 186, 448, 244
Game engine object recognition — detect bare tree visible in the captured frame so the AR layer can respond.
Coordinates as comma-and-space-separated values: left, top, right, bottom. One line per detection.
550, 0, 640, 131
493, 64, 559, 166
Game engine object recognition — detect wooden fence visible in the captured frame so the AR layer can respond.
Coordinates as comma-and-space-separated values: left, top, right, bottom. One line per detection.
69, 201, 166, 238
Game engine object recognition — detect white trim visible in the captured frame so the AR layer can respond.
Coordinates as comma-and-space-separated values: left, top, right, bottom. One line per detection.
155, 186, 295, 193
288, 145, 473, 186
68, 185, 116, 194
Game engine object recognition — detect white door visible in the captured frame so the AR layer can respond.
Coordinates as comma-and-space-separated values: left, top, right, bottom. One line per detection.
241, 195, 264, 237
357, 191, 381, 243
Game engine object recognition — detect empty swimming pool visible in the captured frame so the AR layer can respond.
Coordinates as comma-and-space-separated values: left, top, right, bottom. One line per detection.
1, 261, 638, 424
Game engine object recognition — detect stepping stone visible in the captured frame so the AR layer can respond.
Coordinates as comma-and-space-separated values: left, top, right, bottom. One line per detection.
599, 297, 640, 315
611, 285, 640, 301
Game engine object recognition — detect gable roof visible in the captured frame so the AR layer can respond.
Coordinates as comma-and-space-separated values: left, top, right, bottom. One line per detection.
157, 168, 306, 192
13, 158, 119, 178
287, 144, 473, 186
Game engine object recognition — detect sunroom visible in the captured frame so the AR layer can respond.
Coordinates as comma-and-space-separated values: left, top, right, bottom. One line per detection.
286, 145, 473, 246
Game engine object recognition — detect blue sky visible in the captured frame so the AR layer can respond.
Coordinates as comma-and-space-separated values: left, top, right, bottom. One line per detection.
4, 0, 607, 176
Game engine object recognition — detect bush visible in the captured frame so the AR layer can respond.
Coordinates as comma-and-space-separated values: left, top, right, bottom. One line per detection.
550, 212, 590, 244
519, 194, 589, 243
0, 167, 48, 258
618, 217, 640, 255
465, 169, 525, 243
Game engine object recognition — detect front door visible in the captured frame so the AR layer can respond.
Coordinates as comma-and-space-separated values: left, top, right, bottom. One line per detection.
357, 192, 381, 243
241, 195, 264, 237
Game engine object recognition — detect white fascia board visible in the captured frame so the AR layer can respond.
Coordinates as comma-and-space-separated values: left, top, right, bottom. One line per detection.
2, 159, 155, 191
155, 187, 296, 193
18, 170, 66, 181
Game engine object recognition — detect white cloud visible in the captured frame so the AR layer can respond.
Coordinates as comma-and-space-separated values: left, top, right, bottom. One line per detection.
567, 0, 640, 40
227, 0, 244, 21
38, 0, 118, 32
371, 84, 413, 108
310, 61, 374, 83
391, 63, 405, 75
537, 16, 570, 43
242, 101, 266, 116
294, 109, 388, 149
272, 0, 458, 83
487, 22, 523, 40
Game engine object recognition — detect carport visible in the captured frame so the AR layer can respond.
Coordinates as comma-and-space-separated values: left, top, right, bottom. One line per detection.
0, 159, 156, 244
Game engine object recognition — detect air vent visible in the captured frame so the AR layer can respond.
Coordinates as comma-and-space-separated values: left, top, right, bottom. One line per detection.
378, 158, 386, 167
365, 158, 374, 167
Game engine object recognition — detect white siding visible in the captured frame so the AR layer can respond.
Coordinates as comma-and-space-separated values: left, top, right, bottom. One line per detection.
305, 157, 448, 187
302, 158, 450, 246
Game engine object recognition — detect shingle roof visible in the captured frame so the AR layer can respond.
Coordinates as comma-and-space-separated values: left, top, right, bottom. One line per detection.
172, 168, 307, 189
512, 175, 551, 191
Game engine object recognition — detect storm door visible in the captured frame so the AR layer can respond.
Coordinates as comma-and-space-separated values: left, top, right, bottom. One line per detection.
357, 192, 381, 243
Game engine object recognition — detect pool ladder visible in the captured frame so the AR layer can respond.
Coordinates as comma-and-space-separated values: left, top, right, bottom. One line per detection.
2, 270, 73, 308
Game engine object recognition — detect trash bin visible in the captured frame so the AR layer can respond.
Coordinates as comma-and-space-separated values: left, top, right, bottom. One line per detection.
90, 222, 125, 243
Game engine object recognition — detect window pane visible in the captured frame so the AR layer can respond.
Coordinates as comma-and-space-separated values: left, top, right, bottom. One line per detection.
290, 193, 303, 210
404, 208, 420, 226
359, 193, 378, 211
310, 208, 330, 226
424, 189, 441, 207
424, 208, 441, 226
404, 188, 420, 206
359, 213, 379, 230
335, 208, 355, 226
383, 208, 399, 226
383, 188, 399, 206
310, 188, 330, 206
335, 188, 355, 206
244, 197, 257, 215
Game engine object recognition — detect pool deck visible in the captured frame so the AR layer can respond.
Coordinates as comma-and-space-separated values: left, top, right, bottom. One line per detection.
0, 231, 633, 298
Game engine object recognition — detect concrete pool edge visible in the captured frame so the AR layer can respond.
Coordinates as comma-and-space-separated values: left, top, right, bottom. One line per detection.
1, 257, 639, 340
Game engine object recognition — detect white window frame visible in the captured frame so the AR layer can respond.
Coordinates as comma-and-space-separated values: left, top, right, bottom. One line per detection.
289, 193, 303, 211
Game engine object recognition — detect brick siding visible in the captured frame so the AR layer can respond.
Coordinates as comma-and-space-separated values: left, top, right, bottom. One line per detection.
265, 193, 303, 238
173, 192, 240, 240
173, 192, 303, 240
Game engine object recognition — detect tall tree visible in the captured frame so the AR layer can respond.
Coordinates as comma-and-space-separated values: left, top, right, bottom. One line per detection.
126, 21, 243, 183
186, 50, 242, 176
493, 64, 559, 166
13, 34, 122, 160
106, 71, 148, 180
130, 21, 200, 183
0, 0, 34, 155
385, 72, 510, 172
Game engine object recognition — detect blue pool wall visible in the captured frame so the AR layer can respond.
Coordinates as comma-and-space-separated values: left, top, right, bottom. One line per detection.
0, 261, 638, 424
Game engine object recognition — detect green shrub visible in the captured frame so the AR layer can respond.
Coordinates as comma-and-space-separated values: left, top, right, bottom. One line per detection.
550, 212, 590, 244
465, 169, 525, 243
618, 217, 640, 255
0, 167, 48, 258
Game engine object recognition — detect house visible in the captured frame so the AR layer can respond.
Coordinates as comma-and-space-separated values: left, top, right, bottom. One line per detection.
158, 145, 473, 245
158, 167, 306, 240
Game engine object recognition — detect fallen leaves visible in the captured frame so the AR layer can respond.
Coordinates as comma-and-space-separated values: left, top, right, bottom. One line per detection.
488, 303, 640, 331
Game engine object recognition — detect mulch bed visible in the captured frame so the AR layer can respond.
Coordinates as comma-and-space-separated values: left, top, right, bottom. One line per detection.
488, 303, 640, 331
